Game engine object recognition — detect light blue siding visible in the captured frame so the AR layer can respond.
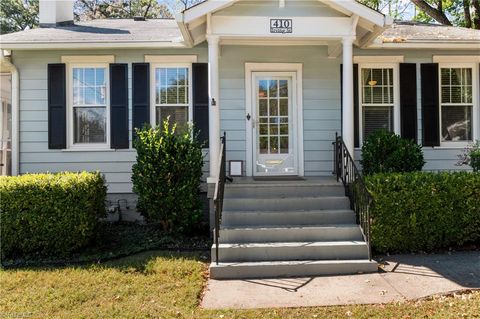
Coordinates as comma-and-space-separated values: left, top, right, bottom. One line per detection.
13, 44, 477, 194
219, 45, 342, 176
14, 47, 209, 193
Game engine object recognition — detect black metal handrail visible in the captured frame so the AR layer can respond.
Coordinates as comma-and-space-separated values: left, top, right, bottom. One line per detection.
333, 134, 372, 260
213, 132, 230, 265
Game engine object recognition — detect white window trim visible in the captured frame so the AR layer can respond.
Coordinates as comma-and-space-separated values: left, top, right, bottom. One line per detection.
437, 62, 479, 148
61, 55, 115, 64
357, 63, 400, 146
145, 55, 197, 63
149, 63, 194, 128
354, 56, 404, 64
65, 62, 111, 150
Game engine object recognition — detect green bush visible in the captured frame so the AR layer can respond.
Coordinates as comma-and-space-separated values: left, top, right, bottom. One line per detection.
365, 172, 480, 253
361, 130, 425, 175
132, 121, 203, 233
0, 172, 107, 259
457, 140, 480, 172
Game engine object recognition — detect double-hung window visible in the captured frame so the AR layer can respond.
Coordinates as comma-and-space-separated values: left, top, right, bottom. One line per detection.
153, 65, 191, 131
70, 64, 109, 148
360, 66, 398, 142
440, 66, 474, 144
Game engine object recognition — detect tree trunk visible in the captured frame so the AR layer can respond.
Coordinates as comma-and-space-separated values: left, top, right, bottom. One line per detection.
463, 0, 472, 28
473, 0, 480, 29
410, 0, 453, 25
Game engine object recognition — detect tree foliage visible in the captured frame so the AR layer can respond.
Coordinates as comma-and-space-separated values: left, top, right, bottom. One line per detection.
359, 0, 480, 29
0, 0, 38, 34
75, 0, 172, 20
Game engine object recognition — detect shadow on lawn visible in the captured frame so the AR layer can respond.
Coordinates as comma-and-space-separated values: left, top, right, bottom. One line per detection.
379, 250, 480, 289
1, 223, 211, 270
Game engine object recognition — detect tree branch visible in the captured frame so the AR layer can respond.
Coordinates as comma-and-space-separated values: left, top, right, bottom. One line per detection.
410, 0, 453, 25
464, 0, 472, 28
473, 0, 480, 29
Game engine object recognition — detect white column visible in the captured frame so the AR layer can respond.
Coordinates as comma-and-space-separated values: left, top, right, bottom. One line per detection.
342, 36, 355, 156
207, 35, 220, 181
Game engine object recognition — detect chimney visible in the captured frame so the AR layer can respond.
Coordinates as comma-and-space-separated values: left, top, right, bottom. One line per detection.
39, 0, 74, 27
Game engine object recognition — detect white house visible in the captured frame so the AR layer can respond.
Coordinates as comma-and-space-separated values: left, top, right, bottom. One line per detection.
1, 0, 479, 279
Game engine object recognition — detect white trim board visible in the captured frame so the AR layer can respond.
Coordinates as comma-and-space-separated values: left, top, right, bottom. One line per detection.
433, 56, 480, 63
61, 55, 115, 63
244, 63, 304, 177
354, 56, 404, 63
144, 55, 198, 63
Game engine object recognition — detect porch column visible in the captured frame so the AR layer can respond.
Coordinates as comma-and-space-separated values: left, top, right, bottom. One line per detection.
207, 35, 220, 180
341, 36, 355, 156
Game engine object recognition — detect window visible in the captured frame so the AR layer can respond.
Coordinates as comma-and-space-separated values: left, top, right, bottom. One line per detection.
154, 67, 190, 131
360, 67, 396, 141
70, 65, 109, 147
440, 67, 473, 143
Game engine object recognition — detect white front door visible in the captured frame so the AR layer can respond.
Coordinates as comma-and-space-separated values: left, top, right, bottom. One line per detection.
251, 72, 298, 176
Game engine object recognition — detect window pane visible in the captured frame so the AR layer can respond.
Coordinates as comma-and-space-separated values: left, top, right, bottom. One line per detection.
363, 106, 393, 139
155, 67, 189, 106
155, 106, 188, 132
73, 107, 106, 144
269, 80, 278, 97
84, 68, 95, 86
72, 67, 106, 106
362, 68, 394, 105
441, 67, 473, 104
441, 105, 472, 142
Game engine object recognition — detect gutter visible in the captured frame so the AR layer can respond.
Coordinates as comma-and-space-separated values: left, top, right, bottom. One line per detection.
0, 41, 190, 50
0, 50, 19, 176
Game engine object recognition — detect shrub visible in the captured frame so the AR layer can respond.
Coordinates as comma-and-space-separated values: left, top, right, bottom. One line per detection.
132, 121, 203, 233
361, 130, 425, 175
0, 172, 107, 259
457, 140, 480, 172
365, 172, 480, 253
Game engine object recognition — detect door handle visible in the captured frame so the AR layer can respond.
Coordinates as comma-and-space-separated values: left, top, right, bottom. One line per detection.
246, 113, 251, 121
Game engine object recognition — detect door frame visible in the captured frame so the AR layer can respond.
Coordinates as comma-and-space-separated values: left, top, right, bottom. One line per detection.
245, 63, 304, 177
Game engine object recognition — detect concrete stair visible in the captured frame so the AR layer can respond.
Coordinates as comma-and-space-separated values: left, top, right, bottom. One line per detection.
210, 178, 377, 279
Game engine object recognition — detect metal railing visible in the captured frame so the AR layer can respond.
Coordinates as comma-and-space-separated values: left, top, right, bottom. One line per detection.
213, 132, 231, 265
333, 134, 372, 260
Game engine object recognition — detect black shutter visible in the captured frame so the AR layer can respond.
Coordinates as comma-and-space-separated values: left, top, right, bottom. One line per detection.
340, 64, 359, 147
400, 63, 417, 141
48, 63, 66, 149
110, 64, 129, 149
421, 63, 440, 147
132, 63, 150, 136
192, 63, 209, 147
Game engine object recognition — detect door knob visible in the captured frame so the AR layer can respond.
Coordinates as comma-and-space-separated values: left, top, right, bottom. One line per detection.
246, 113, 251, 121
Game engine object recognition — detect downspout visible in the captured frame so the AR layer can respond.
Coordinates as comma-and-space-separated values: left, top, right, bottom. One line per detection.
0, 50, 19, 176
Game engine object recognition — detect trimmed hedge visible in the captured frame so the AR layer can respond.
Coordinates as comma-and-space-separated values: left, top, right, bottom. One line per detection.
0, 172, 107, 259
365, 172, 480, 253
132, 122, 203, 233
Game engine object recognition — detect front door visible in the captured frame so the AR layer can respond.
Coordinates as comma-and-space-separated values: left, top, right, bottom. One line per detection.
252, 72, 298, 176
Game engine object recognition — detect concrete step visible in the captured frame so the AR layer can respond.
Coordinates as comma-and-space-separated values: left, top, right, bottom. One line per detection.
211, 241, 369, 262
219, 225, 363, 243
223, 196, 351, 211
210, 259, 378, 279
224, 184, 345, 199
221, 209, 356, 227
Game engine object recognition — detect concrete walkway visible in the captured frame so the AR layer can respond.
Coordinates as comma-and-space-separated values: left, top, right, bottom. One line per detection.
201, 251, 480, 309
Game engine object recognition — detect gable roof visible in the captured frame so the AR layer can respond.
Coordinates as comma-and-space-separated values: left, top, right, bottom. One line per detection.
182, 0, 392, 27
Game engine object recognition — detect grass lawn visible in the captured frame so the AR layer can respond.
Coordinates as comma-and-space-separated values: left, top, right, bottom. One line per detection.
1, 251, 479, 319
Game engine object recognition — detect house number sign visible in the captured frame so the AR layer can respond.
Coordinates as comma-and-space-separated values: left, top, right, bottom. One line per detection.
270, 19, 292, 34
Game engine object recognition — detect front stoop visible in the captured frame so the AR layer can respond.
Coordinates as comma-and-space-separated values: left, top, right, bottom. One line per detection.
209, 178, 378, 279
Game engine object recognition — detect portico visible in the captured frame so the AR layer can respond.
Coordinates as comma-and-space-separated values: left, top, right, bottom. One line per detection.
177, 0, 393, 181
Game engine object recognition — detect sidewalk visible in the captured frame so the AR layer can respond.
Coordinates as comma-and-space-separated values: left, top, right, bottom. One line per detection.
201, 251, 480, 309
